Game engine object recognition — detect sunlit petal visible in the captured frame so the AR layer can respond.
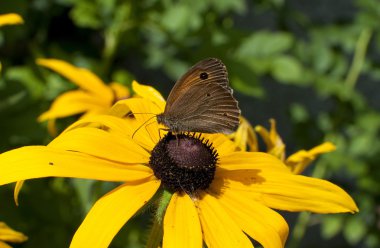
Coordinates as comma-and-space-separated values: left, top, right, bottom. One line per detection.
109, 82, 130, 100
212, 188, 288, 247
286, 142, 336, 174
0, 146, 152, 185
163, 193, 202, 248
0, 241, 12, 248
255, 119, 285, 160
37, 58, 113, 100
0, 222, 27, 243
218, 152, 290, 172
70, 178, 160, 248
215, 169, 358, 214
63, 114, 155, 152
132, 80, 166, 110
13, 181, 24, 206
196, 192, 253, 248
49, 127, 149, 164
0, 13, 24, 26
121, 98, 163, 145
204, 133, 237, 157
229, 116, 258, 152
38, 90, 108, 121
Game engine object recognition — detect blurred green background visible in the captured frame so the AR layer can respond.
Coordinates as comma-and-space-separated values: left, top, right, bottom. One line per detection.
1, 0, 380, 247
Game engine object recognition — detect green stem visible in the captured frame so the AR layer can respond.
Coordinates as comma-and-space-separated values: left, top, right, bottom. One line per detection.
146, 190, 172, 248
344, 28, 372, 89
287, 163, 327, 248
101, 3, 132, 76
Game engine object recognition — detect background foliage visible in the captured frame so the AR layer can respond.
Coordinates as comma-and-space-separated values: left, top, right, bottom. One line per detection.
1, 0, 380, 247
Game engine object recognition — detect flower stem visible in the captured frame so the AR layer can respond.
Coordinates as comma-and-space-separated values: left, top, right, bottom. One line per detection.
344, 28, 372, 89
146, 190, 172, 248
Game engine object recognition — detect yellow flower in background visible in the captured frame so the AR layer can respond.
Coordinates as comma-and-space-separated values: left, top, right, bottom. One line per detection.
0, 222, 27, 248
0, 13, 23, 27
255, 119, 286, 160
255, 119, 336, 174
37, 59, 130, 134
286, 142, 336, 174
0, 82, 357, 248
0, 13, 24, 74
229, 116, 258, 152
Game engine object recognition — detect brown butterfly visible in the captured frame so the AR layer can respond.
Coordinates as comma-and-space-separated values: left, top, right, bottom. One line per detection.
156, 58, 240, 134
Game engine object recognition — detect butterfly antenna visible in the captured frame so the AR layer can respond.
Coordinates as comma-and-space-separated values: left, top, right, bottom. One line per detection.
132, 115, 157, 139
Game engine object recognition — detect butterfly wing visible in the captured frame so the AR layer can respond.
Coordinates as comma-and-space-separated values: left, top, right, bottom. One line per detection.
165, 58, 230, 111
163, 58, 240, 134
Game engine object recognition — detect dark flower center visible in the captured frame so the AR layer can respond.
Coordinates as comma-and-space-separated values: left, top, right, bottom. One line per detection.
149, 132, 218, 194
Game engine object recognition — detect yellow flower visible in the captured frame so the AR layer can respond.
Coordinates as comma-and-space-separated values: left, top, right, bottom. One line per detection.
0, 222, 27, 248
255, 119, 286, 160
0, 82, 357, 248
0, 13, 23, 27
0, 13, 24, 75
285, 142, 336, 174
229, 116, 258, 152
37, 58, 130, 134
255, 119, 336, 174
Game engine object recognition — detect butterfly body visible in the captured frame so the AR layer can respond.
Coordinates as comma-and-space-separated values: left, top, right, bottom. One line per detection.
157, 58, 240, 134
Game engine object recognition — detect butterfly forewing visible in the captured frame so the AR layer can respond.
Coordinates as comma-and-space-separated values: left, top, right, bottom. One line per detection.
165, 58, 230, 111
159, 58, 241, 134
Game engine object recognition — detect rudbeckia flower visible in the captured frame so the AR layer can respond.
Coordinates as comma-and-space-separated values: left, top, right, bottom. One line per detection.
0, 82, 357, 247
0, 13, 23, 27
0, 222, 28, 248
255, 119, 336, 174
37, 58, 130, 134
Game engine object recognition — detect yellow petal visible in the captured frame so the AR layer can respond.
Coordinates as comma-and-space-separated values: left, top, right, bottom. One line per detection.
132, 80, 166, 110
218, 152, 290, 172
214, 189, 288, 247
70, 178, 160, 248
0, 146, 152, 185
229, 116, 258, 152
196, 192, 253, 248
47, 119, 58, 137
108, 99, 132, 118
163, 193, 202, 248
38, 90, 108, 121
109, 82, 130, 100
216, 169, 358, 214
121, 98, 163, 145
286, 142, 336, 174
37, 58, 113, 100
0, 13, 24, 27
203, 133, 237, 157
49, 127, 150, 164
0, 241, 12, 248
13, 181, 24, 206
255, 119, 285, 160
63, 114, 155, 152
0, 222, 27, 243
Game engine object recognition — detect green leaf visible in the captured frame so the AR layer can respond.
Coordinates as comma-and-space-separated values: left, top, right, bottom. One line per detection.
290, 103, 309, 122
236, 31, 294, 58
6, 66, 45, 99
343, 216, 366, 245
160, 4, 201, 37
229, 60, 264, 97
321, 215, 344, 239
270, 55, 303, 83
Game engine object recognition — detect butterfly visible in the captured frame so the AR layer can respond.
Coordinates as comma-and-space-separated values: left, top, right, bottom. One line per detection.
156, 58, 240, 134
